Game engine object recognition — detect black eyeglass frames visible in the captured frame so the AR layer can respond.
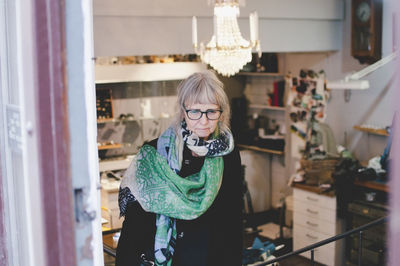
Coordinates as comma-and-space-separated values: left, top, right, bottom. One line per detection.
185, 109, 223, 120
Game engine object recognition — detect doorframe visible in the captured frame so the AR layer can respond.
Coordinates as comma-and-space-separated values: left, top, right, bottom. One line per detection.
388, 1, 400, 264
33, 0, 103, 265
32, 0, 76, 265
65, 0, 104, 264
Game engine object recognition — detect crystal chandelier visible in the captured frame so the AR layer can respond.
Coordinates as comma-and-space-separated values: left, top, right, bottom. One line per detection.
192, 0, 261, 77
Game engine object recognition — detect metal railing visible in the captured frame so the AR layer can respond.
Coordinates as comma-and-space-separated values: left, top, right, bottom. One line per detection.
103, 216, 387, 265
103, 245, 117, 258
255, 216, 388, 266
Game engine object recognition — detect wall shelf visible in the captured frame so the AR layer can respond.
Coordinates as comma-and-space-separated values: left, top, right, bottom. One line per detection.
98, 142, 134, 150
249, 104, 286, 111
97, 116, 171, 124
98, 143, 123, 150
237, 72, 283, 77
237, 144, 284, 155
353, 125, 389, 136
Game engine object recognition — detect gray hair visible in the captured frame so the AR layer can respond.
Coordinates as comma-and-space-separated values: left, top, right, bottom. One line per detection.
174, 70, 231, 134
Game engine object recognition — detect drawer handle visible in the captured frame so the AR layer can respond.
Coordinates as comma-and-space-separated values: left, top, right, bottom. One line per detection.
306, 221, 318, 227
306, 196, 318, 202
306, 208, 319, 214
306, 233, 318, 239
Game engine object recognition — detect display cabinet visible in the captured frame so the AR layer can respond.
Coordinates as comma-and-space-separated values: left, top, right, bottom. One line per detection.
96, 81, 177, 159
346, 181, 388, 266
95, 62, 206, 160
234, 72, 289, 157
231, 69, 291, 209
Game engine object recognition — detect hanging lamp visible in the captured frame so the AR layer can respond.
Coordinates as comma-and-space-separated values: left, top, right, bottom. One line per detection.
192, 0, 261, 77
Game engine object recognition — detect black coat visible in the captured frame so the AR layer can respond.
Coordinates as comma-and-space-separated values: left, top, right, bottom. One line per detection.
116, 139, 243, 266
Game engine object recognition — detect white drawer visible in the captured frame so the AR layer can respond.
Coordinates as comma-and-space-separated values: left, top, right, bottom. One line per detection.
293, 225, 336, 266
293, 200, 336, 223
293, 188, 336, 211
293, 211, 336, 236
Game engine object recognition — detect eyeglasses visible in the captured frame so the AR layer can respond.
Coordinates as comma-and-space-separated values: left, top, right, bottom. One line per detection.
185, 109, 223, 120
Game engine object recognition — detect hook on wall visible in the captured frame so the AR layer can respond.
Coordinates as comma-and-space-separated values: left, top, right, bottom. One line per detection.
344, 89, 352, 103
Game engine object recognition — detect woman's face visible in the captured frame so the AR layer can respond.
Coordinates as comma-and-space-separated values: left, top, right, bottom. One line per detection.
184, 103, 221, 140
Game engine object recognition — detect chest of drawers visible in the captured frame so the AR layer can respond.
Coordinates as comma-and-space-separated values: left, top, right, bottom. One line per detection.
293, 187, 344, 266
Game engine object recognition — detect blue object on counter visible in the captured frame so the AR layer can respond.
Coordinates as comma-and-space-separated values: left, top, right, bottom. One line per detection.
243, 237, 277, 265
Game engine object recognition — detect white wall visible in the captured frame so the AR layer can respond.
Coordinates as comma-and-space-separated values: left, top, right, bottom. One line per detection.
93, 0, 344, 56
240, 150, 271, 212
283, 0, 395, 162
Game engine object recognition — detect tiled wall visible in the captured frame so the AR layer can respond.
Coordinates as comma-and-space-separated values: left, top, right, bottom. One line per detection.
96, 80, 180, 158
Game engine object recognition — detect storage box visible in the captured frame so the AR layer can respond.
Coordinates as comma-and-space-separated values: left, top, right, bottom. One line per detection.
300, 159, 339, 185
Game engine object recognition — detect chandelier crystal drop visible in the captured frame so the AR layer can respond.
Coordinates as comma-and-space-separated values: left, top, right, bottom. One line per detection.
192, 0, 261, 77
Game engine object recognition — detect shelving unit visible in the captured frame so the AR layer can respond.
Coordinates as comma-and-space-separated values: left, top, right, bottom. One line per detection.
95, 69, 184, 160
237, 144, 284, 155
347, 198, 387, 265
353, 125, 389, 136
236, 71, 288, 156
97, 116, 171, 124
232, 69, 291, 209
98, 143, 123, 150
237, 72, 283, 77
248, 104, 286, 111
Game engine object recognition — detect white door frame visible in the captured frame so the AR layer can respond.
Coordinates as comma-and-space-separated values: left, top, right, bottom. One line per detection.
65, 0, 104, 264
0, 0, 46, 265
0, 0, 103, 265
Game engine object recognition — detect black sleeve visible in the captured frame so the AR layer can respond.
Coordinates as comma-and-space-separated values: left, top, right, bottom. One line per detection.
210, 146, 244, 266
116, 138, 158, 266
115, 202, 156, 266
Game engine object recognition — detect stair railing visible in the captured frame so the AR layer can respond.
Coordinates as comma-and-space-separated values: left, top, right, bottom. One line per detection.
255, 216, 387, 266
103, 216, 387, 265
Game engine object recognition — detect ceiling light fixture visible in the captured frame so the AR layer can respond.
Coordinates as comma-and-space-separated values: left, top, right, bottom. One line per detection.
192, 0, 261, 77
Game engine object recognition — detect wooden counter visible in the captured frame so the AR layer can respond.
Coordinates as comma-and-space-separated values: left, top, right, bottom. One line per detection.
353, 180, 388, 193
292, 182, 335, 197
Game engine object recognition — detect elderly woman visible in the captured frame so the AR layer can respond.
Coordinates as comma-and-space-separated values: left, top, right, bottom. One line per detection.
116, 70, 243, 266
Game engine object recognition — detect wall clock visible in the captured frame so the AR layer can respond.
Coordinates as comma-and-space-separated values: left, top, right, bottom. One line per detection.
351, 0, 383, 64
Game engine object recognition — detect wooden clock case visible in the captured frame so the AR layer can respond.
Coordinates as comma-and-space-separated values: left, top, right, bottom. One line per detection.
351, 0, 383, 64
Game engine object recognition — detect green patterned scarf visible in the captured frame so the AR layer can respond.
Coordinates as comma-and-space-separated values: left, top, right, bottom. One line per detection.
120, 125, 234, 265
128, 144, 223, 219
